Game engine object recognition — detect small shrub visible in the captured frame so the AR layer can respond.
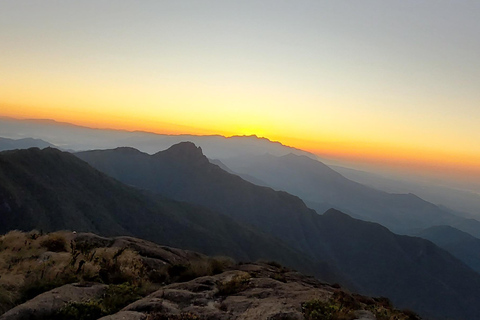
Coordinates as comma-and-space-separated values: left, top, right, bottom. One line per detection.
402, 309, 421, 320
352, 293, 375, 306
40, 234, 67, 252
167, 258, 232, 283
271, 273, 287, 283
96, 248, 144, 285
217, 273, 251, 296
147, 312, 202, 320
147, 267, 169, 284
302, 299, 338, 320
19, 272, 77, 303
302, 298, 356, 320
0, 286, 17, 314
209, 256, 234, 274
332, 291, 360, 311
374, 296, 393, 308
168, 264, 189, 280
53, 300, 104, 320
102, 283, 140, 314
27, 230, 41, 240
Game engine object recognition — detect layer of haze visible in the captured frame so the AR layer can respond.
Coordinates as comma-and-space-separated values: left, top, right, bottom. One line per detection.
1, 1, 479, 190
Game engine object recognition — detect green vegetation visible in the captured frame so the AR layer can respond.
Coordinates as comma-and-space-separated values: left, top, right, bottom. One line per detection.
51, 283, 141, 320
302, 292, 420, 320
216, 272, 251, 296
146, 312, 203, 320
53, 300, 104, 320
102, 283, 141, 314
40, 234, 68, 252
302, 298, 355, 320
0, 230, 146, 314
167, 256, 234, 282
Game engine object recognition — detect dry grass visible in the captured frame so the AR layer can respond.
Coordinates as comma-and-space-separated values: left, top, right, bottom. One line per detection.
0, 230, 237, 315
216, 272, 251, 296
0, 230, 147, 314
302, 291, 421, 320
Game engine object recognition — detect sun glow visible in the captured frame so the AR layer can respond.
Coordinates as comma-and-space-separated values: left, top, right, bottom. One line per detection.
1, 0, 479, 191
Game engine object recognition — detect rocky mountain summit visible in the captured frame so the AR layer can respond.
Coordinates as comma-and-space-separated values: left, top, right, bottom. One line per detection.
0, 231, 419, 320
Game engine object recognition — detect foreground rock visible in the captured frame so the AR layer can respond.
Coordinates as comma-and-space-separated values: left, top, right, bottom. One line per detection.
0, 283, 107, 320
0, 232, 420, 320
116, 263, 418, 320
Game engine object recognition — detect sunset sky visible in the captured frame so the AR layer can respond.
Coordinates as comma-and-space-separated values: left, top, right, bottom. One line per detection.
1, 1, 479, 184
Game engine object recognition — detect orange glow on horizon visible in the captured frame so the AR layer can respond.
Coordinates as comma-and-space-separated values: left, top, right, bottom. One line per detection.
2, 104, 479, 187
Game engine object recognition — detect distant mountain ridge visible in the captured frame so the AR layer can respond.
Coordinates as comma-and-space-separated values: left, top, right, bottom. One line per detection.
220, 152, 479, 236
77, 142, 480, 319
331, 164, 480, 220
418, 225, 480, 274
0, 117, 317, 159
0, 137, 55, 151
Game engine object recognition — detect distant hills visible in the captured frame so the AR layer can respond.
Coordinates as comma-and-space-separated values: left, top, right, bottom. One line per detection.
0, 117, 316, 159
76, 142, 480, 319
418, 225, 480, 274
0, 137, 54, 151
1, 116, 480, 318
220, 153, 480, 236
2, 116, 478, 220
331, 164, 480, 220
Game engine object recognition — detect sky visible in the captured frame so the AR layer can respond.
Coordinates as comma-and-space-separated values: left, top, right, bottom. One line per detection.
1, 1, 479, 186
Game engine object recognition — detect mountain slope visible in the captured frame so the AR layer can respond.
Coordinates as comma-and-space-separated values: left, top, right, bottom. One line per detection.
331, 164, 480, 219
77, 144, 324, 257
320, 210, 480, 318
77, 142, 480, 319
418, 225, 480, 274
221, 153, 475, 235
0, 147, 338, 280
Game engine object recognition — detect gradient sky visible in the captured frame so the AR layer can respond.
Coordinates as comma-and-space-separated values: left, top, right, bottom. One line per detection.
1, 1, 479, 186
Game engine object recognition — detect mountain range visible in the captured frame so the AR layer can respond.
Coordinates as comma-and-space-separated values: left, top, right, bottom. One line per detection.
417, 225, 480, 274
0, 137, 54, 152
0, 117, 316, 159
331, 164, 480, 220
0, 129, 479, 318
0, 147, 334, 280
219, 153, 480, 236
2, 116, 478, 221
75, 142, 480, 319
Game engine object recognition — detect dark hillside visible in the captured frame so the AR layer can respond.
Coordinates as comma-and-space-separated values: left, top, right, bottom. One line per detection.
418, 225, 480, 274
0, 147, 338, 281
77, 143, 480, 319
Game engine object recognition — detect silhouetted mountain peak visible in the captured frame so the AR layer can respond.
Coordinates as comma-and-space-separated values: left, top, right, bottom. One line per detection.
112, 147, 145, 155
155, 141, 209, 165
322, 208, 360, 223
323, 208, 347, 217
5, 146, 59, 158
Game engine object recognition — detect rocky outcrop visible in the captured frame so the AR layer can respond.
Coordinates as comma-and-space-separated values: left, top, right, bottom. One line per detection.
99, 311, 147, 320
0, 283, 107, 320
114, 263, 416, 320
0, 231, 420, 320
121, 264, 330, 320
